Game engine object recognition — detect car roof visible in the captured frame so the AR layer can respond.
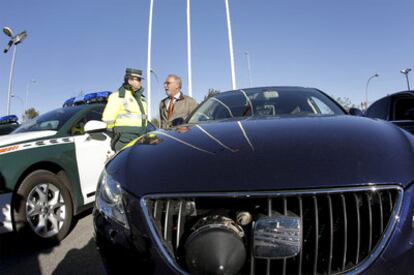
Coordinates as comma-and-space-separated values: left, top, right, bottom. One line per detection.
217, 86, 319, 96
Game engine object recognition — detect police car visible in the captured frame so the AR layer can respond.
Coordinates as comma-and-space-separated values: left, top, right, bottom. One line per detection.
0, 115, 20, 135
0, 92, 126, 241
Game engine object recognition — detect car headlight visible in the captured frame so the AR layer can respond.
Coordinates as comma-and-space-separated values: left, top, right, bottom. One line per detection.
96, 170, 129, 229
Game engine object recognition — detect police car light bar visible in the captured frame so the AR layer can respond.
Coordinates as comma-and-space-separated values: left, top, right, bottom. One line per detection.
63, 91, 111, 107
63, 97, 76, 107
0, 115, 18, 125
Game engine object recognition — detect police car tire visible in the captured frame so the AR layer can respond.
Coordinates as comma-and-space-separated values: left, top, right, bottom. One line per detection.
13, 170, 73, 242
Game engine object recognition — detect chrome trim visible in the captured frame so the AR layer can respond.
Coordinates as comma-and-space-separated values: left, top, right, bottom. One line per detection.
139, 185, 404, 275
176, 201, 183, 249
142, 185, 401, 200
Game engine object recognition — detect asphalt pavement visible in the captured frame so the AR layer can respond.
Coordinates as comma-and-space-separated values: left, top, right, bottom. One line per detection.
0, 212, 105, 275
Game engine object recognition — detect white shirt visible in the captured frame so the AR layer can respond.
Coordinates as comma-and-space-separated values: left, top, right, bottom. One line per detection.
166, 92, 182, 108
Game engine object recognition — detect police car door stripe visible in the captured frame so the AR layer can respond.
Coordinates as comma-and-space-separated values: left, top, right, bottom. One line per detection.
0, 137, 74, 155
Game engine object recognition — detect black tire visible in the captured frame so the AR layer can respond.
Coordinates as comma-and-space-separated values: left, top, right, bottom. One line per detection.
13, 169, 73, 242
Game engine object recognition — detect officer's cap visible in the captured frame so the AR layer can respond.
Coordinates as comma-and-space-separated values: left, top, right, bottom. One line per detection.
125, 68, 144, 79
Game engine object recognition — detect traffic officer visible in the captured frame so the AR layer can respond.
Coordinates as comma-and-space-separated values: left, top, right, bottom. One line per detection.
102, 68, 148, 151
159, 74, 198, 129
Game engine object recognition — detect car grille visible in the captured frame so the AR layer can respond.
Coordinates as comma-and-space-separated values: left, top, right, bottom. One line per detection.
141, 186, 403, 275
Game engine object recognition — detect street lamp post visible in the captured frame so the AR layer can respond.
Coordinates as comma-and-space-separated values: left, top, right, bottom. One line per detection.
400, 68, 412, 91
3, 27, 28, 115
186, 0, 193, 97
365, 73, 379, 109
224, 0, 237, 90
25, 80, 37, 111
146, 0, 154, 121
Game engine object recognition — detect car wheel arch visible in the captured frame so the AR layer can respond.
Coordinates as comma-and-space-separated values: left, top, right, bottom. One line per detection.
12, 162, 81, 216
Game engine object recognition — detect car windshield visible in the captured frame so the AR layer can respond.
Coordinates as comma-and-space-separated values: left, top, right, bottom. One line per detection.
188, 88, 345, 123
13, 107, 81, 133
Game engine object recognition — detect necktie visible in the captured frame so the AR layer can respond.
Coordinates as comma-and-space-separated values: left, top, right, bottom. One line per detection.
167, 97, 174, 119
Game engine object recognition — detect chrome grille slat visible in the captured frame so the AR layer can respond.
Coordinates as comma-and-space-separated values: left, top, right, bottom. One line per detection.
341, 194, 348, 271
297, 197, 303, 275
142, 186, 403, 275
327, 195, 333, 275
378, 192, 384, 233
176, 201, 184, 249
266, 198, 272, 275
366, 193, 373, 252
354, 193, 361, 265
313, 196, 319, 275
282, 198, 287, 275
163, 200, 170, 240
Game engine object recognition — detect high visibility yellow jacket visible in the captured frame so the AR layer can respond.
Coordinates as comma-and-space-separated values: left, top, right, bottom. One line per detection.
102, 87, 147, 131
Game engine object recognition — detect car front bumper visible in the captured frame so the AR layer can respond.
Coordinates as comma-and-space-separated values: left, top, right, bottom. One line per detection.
0, 192, 13, 233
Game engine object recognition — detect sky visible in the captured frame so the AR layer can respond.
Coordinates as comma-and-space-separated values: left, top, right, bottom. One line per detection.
0, 0, 413, 119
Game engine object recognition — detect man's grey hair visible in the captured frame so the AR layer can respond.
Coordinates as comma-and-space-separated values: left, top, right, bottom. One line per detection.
168, 74, 182, 89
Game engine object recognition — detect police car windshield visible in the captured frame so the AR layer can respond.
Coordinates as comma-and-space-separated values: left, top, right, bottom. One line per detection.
13, 107, 80, 133
188, 87, 345, 123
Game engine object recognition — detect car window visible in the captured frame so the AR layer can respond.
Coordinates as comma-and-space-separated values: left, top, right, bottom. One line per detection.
0, 124, 19, 135
308, 97, 335, 115
70, 107, 104, 136
393, 97, 414, 121
13, 107, 81, 133
188, 88, 344, 123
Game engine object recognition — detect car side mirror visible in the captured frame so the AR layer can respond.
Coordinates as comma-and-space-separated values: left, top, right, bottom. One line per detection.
349, 108, 364, 116
171, 117, 184, 127
84, 120, 107, 133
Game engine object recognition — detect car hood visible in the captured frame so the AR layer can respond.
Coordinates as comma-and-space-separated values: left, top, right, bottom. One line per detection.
108, 116, 414, 196
0, 130, 58, 147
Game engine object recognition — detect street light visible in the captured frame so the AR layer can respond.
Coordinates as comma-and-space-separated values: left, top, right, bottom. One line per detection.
400, 68, 412, 91
3, 27, 28, 115
25, 80, 37, 111
365, 73, 379, 109
3, 27, 14, 38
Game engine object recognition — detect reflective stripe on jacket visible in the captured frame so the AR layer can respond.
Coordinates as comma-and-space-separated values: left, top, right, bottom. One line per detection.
102, 88, 147, 129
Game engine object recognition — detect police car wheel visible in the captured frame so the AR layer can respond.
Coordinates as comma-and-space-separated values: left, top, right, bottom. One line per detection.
13, 170, 73, 241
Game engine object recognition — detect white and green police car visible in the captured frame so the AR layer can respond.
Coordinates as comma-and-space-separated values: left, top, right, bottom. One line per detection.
0, 92, 117, 241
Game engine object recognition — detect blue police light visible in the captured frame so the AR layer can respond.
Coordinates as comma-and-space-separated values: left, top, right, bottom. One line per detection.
63, 91, 111, 107
73, 95, 86, 105
63, 97, 76, 107
0, 115, 18, 125
85, 91, 111, 104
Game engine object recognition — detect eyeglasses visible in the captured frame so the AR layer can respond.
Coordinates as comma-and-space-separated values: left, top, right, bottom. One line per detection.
164, 81, 176, 85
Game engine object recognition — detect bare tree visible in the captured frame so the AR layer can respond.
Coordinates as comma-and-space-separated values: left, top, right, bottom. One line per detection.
204, 88, 220, 100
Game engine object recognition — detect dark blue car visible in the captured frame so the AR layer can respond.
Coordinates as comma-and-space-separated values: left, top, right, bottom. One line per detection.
93, 87, 414, 274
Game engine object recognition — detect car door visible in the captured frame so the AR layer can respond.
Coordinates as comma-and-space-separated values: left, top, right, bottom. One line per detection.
71, 107, 113, 204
